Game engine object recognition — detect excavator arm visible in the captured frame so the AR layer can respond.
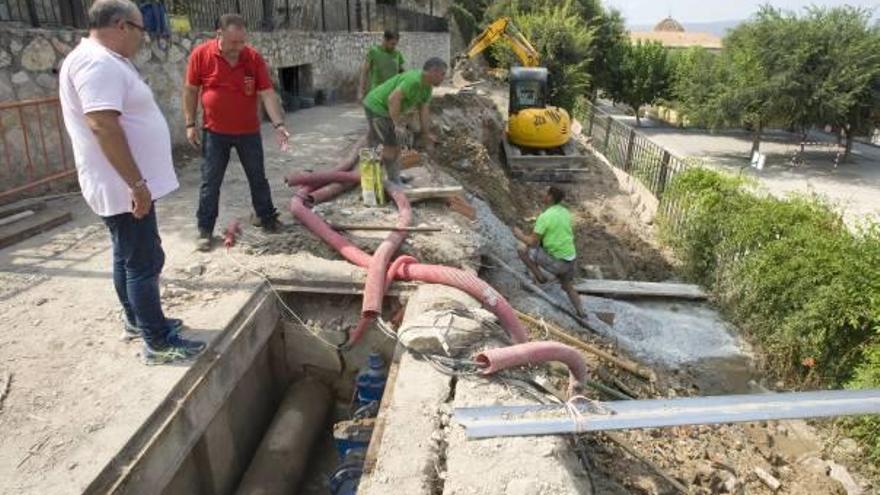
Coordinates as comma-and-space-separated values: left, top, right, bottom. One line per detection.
466, 17, 540, 68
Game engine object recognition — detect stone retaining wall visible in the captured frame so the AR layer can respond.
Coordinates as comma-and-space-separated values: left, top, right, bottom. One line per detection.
0, 27, 450, 148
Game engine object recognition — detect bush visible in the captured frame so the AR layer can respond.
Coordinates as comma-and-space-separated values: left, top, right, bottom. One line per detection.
661, 168, 880, 382
846, 342, 880, 463
660, 167, 880, 462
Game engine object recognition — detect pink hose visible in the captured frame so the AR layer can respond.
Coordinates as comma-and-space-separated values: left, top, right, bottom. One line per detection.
288, 193, 529, 344
384, 255, 417, 293
476, 341, 589, 394
286, 170, 361, 188
224, 219, 241, 248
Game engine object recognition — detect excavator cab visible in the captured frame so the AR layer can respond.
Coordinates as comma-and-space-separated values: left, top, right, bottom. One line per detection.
509, 67, 549, 114
466, 17, 584, 180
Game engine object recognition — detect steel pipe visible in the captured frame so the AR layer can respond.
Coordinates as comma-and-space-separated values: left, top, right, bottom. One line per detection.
455, 389, 880, 439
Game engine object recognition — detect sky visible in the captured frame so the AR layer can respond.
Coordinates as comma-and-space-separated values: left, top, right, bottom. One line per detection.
606, 0, 880, 25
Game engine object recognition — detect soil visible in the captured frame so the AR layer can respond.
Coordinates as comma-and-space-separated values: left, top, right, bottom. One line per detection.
429, 92, 673, 282
428, 87, 875, 495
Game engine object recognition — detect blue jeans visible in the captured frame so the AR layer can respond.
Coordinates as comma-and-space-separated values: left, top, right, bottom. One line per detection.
102, 206, 168, 348
196, 130, 277, 233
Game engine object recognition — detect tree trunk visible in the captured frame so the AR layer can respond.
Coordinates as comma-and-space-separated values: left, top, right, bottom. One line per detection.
634, 106, 641, 127
844, 125, 854, 162
750, 123, 763, 157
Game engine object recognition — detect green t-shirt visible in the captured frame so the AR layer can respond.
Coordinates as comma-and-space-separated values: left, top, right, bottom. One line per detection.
534, 204, 576, 260
367, 45, 405, 91
364, 69, 432, 117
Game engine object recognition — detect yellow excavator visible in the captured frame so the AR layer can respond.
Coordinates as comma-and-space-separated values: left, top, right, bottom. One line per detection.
465, 17, 583, 181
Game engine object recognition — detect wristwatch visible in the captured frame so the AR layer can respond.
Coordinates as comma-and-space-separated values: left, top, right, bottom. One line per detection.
273, 122, 285, 129
131, 178, 148, 190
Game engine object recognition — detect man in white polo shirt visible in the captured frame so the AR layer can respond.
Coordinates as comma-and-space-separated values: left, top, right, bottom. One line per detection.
59, 0, 205, 365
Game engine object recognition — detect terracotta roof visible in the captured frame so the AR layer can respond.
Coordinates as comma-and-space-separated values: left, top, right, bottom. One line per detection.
629, 31, 723, 50
654, 17, 685, 32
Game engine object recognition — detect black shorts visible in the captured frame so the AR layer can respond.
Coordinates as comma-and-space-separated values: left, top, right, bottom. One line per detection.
364, 107, 397, 147
528, 246, 576, 283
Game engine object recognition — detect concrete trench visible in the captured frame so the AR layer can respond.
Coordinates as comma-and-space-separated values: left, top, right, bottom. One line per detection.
80, 266, 594, 495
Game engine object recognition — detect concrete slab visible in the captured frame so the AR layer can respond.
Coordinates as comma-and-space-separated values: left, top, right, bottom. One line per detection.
443, 377, 592, 495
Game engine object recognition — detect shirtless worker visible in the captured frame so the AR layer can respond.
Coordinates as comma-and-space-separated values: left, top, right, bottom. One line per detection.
513, 186, 585, 318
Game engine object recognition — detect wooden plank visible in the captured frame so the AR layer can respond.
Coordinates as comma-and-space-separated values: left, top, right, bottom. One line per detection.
0, 209, 72, 249
0, 200, 46, 219
403, 186, 464, 202
330, 224, 442, 232
575, 279, 707, 300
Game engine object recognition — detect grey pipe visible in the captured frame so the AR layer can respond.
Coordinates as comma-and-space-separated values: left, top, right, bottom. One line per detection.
456, 388, 880, 439
236, 377, 332, 495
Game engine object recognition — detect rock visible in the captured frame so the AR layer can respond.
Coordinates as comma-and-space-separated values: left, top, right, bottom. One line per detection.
35, 73, 57, 90
133, 46, 152, 66
754, 466, 781, 491
50, 38, 71, 56
10, 39, 22, 54
505, 478, 540, 495
34, 297, 48, 306
167, 44, 186, 63
398, 308, 496, 353
0, 49, 11, 69
828, 461, 862, 495
11, 71, 30, 85
21, 38, 56, 71
0, 72, 13, 101
186, 263, 205, 276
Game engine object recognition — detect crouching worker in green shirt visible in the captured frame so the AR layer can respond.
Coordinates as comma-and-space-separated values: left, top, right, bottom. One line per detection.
362, 57, 447, 184
513, 186, 585, 318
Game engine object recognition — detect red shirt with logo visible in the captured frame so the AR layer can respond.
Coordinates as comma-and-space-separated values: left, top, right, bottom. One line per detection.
186, 39, 272, 135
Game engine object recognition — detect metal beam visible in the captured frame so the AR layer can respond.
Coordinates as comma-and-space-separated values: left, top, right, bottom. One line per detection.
455, 389, 880, 439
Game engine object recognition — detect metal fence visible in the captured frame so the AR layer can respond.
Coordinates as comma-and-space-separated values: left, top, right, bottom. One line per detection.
0, 0, 447, 32
0, 97, 77, 204
0, 0, 86, 28
575, 100, 692, 225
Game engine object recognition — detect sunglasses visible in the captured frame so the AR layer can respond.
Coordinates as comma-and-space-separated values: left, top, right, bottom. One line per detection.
124, 20, 146, 33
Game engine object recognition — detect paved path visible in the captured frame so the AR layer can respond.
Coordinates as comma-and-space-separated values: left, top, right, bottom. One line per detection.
0, 103, 365, 494
599, 102, 880, 224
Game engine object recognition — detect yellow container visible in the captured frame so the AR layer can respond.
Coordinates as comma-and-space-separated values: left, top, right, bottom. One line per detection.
359, 149, 378, 206
374, 155, 385, 205
169, 15, 191, 34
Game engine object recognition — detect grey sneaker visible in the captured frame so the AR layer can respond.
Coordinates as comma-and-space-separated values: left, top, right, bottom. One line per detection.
142, 336, 206, 366
122, 317, 184, 341
196, 230, 213, 252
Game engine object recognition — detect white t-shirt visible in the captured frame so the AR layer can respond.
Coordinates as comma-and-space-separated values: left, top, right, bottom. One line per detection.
59, 38, 178, 217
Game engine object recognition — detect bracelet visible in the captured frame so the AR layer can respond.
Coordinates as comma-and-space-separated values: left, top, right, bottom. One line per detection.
273, 122, 285, 129
131, 178, 148, 189
185, 123, 196, 129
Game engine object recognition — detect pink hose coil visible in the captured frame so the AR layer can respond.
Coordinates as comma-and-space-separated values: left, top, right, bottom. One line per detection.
475, 341, 589, 394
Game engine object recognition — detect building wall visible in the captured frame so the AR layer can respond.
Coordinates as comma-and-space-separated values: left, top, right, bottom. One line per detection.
0, 27, 450, 147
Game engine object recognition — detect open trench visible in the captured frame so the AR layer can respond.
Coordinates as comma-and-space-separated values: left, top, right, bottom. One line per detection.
80, 89, 870, 495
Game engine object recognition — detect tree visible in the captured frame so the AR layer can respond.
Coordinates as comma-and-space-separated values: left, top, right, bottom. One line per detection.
488, 0, 595, 111
804, 6, 880, 160
480, 0, 623, 99
606, 40, 671, 126
669, 46, 721, 126
702, 7, 796, 155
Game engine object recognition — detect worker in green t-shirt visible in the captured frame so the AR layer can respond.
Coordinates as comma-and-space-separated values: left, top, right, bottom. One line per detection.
362, 57, 447, 184
358, 30, 406, 101
513, 186, 584, 317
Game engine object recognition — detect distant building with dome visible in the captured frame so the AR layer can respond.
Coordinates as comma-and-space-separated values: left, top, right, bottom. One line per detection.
629, 17, 722, 51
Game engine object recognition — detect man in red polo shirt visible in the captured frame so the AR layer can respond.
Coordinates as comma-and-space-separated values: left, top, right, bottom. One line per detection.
183, 13, 289, 251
